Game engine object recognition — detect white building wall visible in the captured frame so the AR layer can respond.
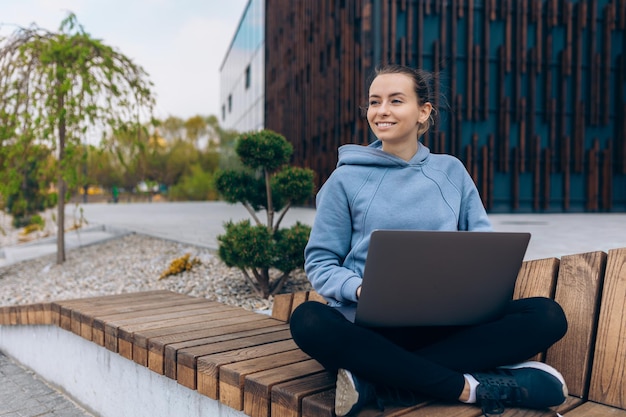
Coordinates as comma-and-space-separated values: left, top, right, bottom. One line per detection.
220, 0, 265, 133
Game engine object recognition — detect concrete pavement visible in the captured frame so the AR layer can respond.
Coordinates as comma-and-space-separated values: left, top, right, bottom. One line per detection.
5, 201, 624, 263
1, 201, 625, 417
64, 201, 626, 260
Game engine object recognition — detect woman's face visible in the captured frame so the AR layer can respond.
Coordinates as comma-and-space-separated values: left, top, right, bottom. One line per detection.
366, 73, 432, 148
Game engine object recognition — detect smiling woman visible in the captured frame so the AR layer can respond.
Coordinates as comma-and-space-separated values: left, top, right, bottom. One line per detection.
288, 64, 569, 417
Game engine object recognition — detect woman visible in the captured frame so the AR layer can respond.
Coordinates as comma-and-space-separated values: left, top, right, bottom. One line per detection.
289, 64, 568, 417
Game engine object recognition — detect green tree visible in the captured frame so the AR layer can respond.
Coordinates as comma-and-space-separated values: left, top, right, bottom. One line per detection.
184, 115, 208, 148
1, 144, 56, 226
215, 130, 315, 298
84, 145, 122, 191
163, 139, 200, 187
207, 115, 241, 170
101, 125, 151, 191
168, 164, 217, 201
0, 14, 154, 263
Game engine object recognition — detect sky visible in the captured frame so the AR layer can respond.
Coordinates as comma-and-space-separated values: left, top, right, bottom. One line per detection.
0, 0, 249, 121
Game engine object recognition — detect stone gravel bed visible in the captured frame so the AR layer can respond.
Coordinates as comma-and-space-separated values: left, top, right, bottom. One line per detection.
0, 233, 313, 312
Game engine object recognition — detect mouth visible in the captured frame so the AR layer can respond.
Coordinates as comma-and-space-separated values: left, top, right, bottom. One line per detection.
376, 122, 395, 128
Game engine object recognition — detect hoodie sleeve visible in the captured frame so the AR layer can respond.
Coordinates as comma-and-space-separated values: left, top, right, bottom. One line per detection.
304, 174, 362, 305
458, 170, 493, 231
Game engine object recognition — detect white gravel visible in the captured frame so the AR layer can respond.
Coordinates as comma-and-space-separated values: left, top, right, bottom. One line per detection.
0, 232, 313, 312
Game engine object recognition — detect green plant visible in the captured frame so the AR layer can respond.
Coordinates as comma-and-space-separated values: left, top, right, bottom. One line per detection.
168, 164, 218, 201
215, 129, 315, 298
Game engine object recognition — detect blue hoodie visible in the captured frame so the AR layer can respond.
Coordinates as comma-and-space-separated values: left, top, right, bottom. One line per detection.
304, 140, 493, 307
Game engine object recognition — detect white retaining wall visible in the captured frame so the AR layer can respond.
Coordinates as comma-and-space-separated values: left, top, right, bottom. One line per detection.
0, 325, 248, 417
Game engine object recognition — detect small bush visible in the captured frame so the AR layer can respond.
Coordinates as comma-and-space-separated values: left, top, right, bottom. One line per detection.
215, 130, 315, 298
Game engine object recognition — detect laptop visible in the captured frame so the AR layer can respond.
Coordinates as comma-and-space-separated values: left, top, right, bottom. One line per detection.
352, 230, 531, 327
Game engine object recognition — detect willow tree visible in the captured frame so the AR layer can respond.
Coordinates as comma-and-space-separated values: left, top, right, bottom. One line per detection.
0, 14, 154, 263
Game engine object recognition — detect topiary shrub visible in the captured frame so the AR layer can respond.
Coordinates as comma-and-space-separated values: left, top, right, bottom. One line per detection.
215, 130, 315, 299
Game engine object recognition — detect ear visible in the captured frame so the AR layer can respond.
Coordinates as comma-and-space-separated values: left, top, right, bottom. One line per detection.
417, 102, 433, 124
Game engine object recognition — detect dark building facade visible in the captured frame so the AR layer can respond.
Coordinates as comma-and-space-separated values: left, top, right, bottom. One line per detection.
264, 0, 626, 212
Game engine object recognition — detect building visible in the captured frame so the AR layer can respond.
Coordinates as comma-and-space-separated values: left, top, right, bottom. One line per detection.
224, 0, 626, 212
219, 0, 265, 132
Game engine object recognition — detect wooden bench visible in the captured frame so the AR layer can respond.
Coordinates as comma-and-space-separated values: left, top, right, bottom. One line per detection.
1, 247, 625, 417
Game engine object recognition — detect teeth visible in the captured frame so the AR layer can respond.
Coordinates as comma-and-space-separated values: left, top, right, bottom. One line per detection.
377, 123, 394, 127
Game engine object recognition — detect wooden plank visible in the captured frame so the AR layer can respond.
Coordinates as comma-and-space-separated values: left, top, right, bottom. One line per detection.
561, 401, 626, 416
179, 333, 296, 391
404, 395, 581, 416
588, 248, 626, 408
196, 339, 299, 399
147, 317, 284, 375
15, 303, 53, 325
394, 402, 480, 416
61, 291, 190, 343
76, 295, 211, 331
131, 308, 260, 366
244, 360, 325, 417
546, 252, 607, 398
271, 293, 294, 322
220, 349, 312, 410
270, 372, 336, 417
104, 304, 244, 357
514, 258, 559, 299
301, 389, 335, 417
307, 291, 327, 304
0, 306, 10, 325
161, 321, 287, 378
52, 290, 174, 309
129, 307, 253, 365
56, 291, 181, 327
290, 292, 309, 317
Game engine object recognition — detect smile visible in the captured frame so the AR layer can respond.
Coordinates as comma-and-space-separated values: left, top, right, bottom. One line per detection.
376, 122, 395, 127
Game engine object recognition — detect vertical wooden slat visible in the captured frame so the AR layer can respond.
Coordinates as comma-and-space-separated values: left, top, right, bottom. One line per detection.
546, 251, 607, 399
263, 0, 626, 213
543, 148, 552, 210
488, 134, 495, 210
587, 139, 600, 211
601, 143, 613, 210
533, 135, 541, 211
563, 135, 571, 211
602, 3, 615, 126
517, 97, 527, 173
473, 44, 480, 121
512, 147, 520, 209
588, 248, 626, 408
483, 0, 491, 121
466, 0, 474, 120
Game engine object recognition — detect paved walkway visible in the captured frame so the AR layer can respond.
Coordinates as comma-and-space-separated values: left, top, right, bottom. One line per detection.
0, 352, 94, 417
1, 201, 625, 416
3, 201, 626, 265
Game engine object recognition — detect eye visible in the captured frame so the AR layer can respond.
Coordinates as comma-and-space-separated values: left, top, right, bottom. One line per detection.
392, 99, 403, 104
368, 99, 380, 106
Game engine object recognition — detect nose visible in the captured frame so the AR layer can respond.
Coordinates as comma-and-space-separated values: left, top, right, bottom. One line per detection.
377, 101, 390, 115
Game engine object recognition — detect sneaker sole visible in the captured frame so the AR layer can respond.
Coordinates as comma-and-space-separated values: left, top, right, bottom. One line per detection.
335, 368, 359, 416
500, 361, 569, 400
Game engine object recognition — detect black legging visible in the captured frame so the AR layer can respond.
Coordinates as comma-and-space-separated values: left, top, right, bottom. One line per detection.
289, 297, 567, 401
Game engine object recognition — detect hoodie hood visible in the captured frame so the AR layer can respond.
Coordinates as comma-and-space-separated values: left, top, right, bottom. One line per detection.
337, 139, 431, 168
